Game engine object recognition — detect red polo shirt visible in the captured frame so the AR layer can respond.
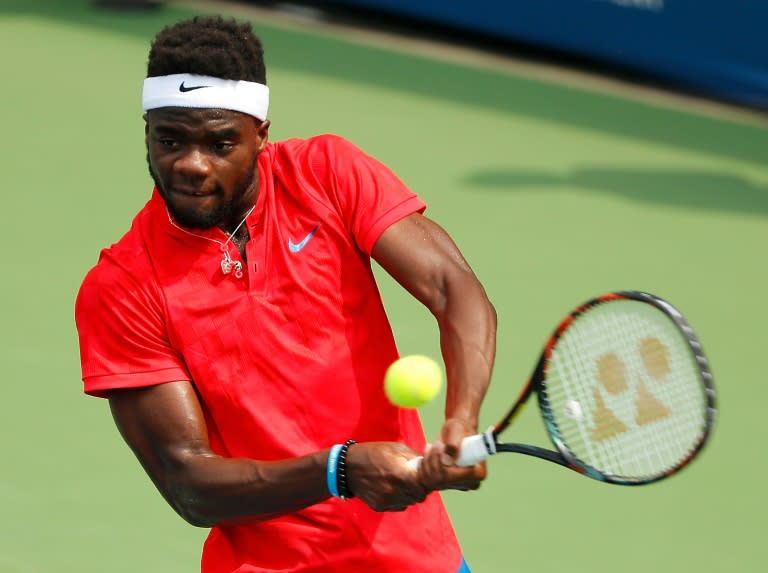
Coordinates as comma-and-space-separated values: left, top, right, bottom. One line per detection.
75, 135, 463, 573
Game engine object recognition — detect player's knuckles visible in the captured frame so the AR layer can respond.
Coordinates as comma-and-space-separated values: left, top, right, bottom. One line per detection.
473, 464, 488, 481
367, 491, 400, 512
442, 433, 465, 454
404, 482, 427, 502
416, 468, 442, 491
374, 495, 412, 512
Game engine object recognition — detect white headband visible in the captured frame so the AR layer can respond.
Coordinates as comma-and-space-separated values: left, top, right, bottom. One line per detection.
142, 73, 269, 120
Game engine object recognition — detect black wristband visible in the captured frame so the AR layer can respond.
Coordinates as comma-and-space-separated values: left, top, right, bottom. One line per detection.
336, 439, 357, 501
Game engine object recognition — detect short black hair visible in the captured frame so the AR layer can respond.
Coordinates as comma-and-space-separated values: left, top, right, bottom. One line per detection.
147, 16, 266, 84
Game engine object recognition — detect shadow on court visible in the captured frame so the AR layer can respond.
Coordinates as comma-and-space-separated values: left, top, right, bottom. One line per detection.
464, 167, 768, 217
4, 0, 768, 170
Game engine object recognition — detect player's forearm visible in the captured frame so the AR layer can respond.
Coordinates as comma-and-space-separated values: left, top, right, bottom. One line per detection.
435, 276, 497, 427
163, 450, 331, 527
109, 383, 335, 526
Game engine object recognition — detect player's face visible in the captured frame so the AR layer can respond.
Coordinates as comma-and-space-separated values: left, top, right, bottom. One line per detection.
145, 108, 270, 231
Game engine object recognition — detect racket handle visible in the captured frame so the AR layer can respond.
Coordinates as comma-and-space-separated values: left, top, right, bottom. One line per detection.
405, 429, 496, 471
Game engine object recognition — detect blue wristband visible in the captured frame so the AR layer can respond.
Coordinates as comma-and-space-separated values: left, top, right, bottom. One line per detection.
326, 444, 343, 498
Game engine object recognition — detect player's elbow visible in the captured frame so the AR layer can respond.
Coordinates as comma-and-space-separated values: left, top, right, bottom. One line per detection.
176, 505, 216, 528
165, 484, 220, 527
156, 458, 222, 528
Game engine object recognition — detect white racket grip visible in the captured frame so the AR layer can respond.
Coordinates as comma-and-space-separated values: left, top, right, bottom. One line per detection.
405, 428, 496, 471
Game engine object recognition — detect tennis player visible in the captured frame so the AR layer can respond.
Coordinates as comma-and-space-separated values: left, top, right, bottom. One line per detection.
75, 16, 496, 573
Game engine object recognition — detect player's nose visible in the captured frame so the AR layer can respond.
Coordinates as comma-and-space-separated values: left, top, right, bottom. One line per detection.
175, 147, 212, 177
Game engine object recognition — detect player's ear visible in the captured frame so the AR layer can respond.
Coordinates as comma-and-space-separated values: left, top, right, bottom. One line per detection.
256, 119, 270, 152
143, 113, 149, 145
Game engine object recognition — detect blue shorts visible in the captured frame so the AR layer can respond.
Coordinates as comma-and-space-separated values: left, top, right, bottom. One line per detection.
457, 557, 472, 573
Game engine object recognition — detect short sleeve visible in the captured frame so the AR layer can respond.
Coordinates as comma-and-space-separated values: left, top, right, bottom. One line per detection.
75, 252, 190, 398
311, 135, 426, 254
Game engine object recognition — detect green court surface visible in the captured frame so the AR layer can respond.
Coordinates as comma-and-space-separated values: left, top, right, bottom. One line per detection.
2, 1, 766, 571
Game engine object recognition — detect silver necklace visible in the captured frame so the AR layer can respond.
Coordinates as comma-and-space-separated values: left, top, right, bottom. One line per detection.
167, 205, 256, 279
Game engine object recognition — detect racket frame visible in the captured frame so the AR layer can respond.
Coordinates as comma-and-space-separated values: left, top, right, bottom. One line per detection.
488, 291, 716, 485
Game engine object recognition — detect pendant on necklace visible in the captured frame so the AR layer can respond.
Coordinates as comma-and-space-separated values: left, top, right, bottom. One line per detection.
221, 254, 244, 278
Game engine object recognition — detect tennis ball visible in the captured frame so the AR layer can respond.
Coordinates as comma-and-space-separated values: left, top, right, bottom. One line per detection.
384, 355, 443, 408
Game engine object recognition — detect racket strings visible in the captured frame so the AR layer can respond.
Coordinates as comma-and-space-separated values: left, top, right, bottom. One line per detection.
542, 300, 707, 480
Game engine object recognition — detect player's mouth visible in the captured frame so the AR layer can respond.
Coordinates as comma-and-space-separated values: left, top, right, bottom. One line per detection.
170, 185, 215, 197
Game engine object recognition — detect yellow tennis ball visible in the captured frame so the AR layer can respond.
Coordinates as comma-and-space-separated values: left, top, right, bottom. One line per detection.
384, 355, 443, 408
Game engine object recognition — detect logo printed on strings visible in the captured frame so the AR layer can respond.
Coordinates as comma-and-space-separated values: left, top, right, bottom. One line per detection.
590, 336, 672, 442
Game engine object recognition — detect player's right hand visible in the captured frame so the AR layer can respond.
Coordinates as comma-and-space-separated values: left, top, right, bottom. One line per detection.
346, 442, 428, 511
415, 439, 487, 493
414, 418, 487, 493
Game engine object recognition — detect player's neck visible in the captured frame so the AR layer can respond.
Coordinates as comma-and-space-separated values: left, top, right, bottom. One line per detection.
228, 226, 250, 260
221, 203, 255, 259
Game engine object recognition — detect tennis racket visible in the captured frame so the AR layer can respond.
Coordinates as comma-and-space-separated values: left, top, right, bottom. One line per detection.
409, 291, 716, 485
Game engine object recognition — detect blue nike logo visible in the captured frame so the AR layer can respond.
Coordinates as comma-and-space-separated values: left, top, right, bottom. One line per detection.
288, 224, 320, 253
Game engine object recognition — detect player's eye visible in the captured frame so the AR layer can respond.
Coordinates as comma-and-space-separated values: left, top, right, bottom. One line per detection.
213, 141, 234, 152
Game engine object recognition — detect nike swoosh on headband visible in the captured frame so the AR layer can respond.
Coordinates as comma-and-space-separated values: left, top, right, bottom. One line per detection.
179, 81, 211, 92
288, 224, 320, 253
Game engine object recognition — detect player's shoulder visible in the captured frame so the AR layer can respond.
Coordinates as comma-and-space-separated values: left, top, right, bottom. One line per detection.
78, 208, 155, 295
270, 133, 365, 162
